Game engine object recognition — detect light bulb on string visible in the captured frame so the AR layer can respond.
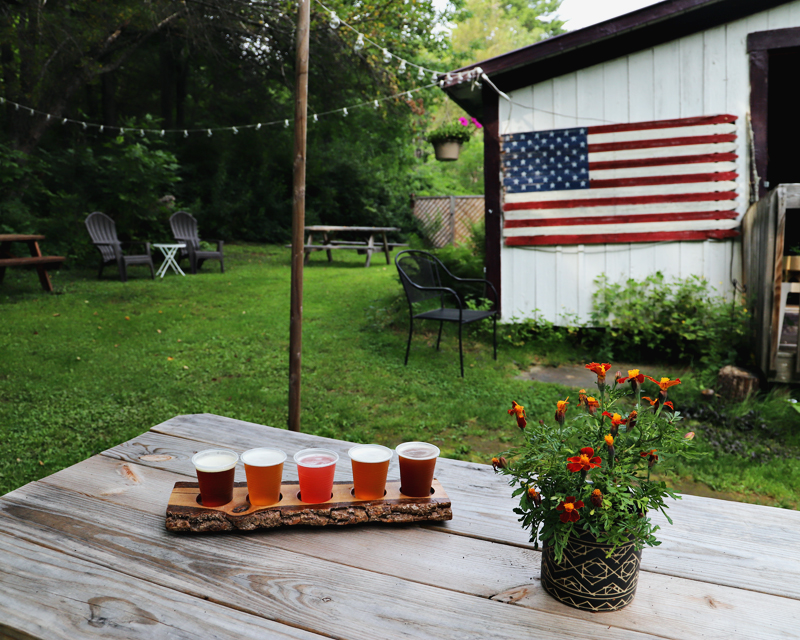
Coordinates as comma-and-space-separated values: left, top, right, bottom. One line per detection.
374, 100, 379, 109
160, 130, 165, 137
183, 130, 189, 138
417, 67, 425, 80
398, 60, 406, 74
29, 108, 34, 116
62, 118, 67, 124
354, 34, 364, 52
329, 12, 340, 28
140, 129, 145, 137
343, 107, 348, 117
284, 119, 289, 128
406, 91, 412, 100
232, 127, 239, 134
15, 103, 19, 110
82, 122, 87, 130
431, 71, 438, 82
98, 125, 103, 132
313, 114, 318, 122
207, 129, 212, 137
46, 114, 51, 121
382, 49, 391, 63
256, 123, 262, 130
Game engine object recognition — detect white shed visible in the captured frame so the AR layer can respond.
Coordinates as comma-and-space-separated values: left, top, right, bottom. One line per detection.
443, 0, 800, 327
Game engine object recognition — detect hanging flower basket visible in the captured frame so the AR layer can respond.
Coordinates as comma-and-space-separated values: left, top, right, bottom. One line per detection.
425, 117, 482, 162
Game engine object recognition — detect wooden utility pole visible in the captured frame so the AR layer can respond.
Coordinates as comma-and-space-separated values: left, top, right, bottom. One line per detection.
288, 0, 310, 432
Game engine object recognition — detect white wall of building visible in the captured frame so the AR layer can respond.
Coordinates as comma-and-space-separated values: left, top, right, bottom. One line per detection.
498, 1, 800, 324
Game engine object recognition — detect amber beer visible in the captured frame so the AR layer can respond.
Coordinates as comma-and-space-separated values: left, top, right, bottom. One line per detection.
396, 442, 440, 497
348, 444, 392, 500
191, 449, 238, 507
242, 448, 286, 506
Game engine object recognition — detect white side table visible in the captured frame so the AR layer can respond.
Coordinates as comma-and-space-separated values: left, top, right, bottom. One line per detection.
153, 243, 186, 278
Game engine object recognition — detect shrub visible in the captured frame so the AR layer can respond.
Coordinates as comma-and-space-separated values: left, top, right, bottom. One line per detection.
590, 272, 749, 368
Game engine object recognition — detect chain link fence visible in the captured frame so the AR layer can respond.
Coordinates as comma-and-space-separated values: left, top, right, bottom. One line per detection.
412, 196, 485, 248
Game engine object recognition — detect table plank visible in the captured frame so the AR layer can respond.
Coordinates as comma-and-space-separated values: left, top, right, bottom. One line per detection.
150, 414, 800, 599
0, 531, 324, 640
2, 474, 656, 640
5, 455, 798, 640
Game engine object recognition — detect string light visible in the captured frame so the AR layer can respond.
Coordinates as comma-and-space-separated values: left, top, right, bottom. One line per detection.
207, 129, 212, 136
256, 123, 262, 130
82, 122, 87, 130
398, 60, 406, 74
382, 49, 391, 63
417, 67, 425, 80
329, 12, 340, 28
374, 100, 379, 109
120, 128, 125, 134
354, 34, 364, 52
183, 130, 189, 137
160, 130, 165, 137
313, 114, 319, 122
232, 126, 238, 134
343, 107, 348, 116
140, 129, 145, 137
284, 119, 289, 128
61, 118, 67, 124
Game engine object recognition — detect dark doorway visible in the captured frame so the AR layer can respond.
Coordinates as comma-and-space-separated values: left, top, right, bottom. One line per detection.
767, 47, 800, 189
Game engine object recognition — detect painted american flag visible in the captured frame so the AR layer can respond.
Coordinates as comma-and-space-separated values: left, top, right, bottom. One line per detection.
500, 114, 740, 246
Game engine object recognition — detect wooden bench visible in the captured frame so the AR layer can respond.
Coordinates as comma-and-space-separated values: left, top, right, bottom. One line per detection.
0, 234, 66, 292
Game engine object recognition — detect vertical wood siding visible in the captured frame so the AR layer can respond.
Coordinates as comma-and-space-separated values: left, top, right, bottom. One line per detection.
498, 1, 800, 324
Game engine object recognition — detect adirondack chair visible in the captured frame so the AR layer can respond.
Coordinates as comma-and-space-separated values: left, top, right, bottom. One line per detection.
84, 212, 155, 282
395, 249, 497, 377
169, 211, 224, 274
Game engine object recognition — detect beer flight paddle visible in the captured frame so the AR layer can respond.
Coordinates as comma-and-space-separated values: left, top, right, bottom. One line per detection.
166, 441, 452, 533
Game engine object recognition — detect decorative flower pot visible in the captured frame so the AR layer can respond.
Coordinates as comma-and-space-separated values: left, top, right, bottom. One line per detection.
432, 140, 462, 161
541, 532, 642, 611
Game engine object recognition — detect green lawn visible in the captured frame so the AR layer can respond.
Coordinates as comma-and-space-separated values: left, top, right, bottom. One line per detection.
2, 243, 799, 510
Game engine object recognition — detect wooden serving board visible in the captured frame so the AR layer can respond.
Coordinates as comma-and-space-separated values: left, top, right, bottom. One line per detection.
166, 479, 452, 533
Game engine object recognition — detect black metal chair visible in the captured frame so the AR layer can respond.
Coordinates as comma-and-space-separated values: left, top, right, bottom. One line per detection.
84, 212, 155, 282
395, 249, 498, 377
169, 211, 224, 274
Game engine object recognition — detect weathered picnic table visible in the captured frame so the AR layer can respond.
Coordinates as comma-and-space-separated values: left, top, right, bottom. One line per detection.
1, 413, 798, 639
291, 225, 407, 267
0, 234, 65, 292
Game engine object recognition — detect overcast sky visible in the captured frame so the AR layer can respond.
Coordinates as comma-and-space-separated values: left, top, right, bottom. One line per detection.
556, 0, 663, 31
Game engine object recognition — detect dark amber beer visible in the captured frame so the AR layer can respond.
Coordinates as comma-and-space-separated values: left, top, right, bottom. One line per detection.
191, 449, 238, 507
242, 447, 286, 506
348, 444, 392, 500
396, 442, 440, 497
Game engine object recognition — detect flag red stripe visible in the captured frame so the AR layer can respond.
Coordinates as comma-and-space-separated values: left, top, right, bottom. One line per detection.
589, 152, 738, 170
587, 115, 737, 135
504, 211, 739, 228
589, 171, 738, 189
505, 229, 740, 246
503, 191, 738, 211
588, 134, 736, 153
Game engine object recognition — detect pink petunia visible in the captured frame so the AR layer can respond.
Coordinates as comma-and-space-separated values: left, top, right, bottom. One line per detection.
459, 116, 469, 126
471, 117, 483, 129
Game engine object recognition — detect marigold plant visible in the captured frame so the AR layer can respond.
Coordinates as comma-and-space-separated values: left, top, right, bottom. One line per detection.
493, 364, 702, 563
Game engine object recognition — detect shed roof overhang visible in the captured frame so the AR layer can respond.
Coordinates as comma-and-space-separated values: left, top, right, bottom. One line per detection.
444, 0, 794, 120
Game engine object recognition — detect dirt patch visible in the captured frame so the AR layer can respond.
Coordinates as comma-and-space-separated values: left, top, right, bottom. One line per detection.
515, 362, 692, 389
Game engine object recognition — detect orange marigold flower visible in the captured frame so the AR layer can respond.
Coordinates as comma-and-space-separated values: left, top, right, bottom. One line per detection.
556, 496, 584, 522
567, 447, 602, 473
491, 456, 507, 471
527, 487, 542, 507
555, 397, 569, 425
618, 368, 646, 393
578, 389, 587, 407
590, 488, 603, 508
604, 434, 614, 447
645, 376, 682, 391
585, 362, 612, 384
628, 409, 638, 429
602, 411, 626, 435
508, 401, 527, 429
640, 449, 659, 467
663, 400, 675, 411
586, 396, 600, 415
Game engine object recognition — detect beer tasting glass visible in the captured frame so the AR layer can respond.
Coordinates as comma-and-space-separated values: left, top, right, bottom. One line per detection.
191, 449, 239, 507
293, 448, 339, 504
396, 442, 440, 497
242, 447, 286, 506
348, 444, 392, 500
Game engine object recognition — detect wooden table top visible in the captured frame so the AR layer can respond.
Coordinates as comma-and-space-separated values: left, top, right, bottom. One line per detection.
305, 226, 400, 232
0, 234, 46, 242
1, 413, 798, 639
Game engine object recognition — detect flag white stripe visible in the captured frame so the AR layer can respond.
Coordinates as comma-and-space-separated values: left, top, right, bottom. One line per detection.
590, 162, 737, 180
587, 142, 737, 162
503, 201, 738, 220
587, 123, 736, 145
503, 182, 738, 203
503, 218, 741, 237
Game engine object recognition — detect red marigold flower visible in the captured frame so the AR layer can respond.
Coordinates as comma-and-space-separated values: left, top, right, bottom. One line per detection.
602, 411, 626, 435
555, 397, 569, 425
556, 496, 584, 522
586, 396, 600, 416
585, 362, 612, 384
663, 400, 675, 411
567, 447, 602, 472
527, 487, 542, 507
618, 368, 646, 393
508, 401, 527, 429
640, 449, 659, 467
628, 409, 638, 429
578, 389, 587, 408
641, 396, 660, 411
645, 375, 682, 391
590, 488, 603, 508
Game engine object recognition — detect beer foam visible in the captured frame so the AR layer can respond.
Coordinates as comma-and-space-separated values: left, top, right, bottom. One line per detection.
349, 445, 392, 464
192, 449, 238, 472
241, 448, 286, 467
293, 448, 339, 468
396, 442, 440, 460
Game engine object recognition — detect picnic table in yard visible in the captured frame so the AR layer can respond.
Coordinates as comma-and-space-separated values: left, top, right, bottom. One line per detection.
1, 413, 798, 639
0, 234, 65, 292
290, 225, 407, 267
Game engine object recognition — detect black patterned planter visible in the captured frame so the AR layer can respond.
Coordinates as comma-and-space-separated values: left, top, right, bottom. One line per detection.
541, 532, 642, 611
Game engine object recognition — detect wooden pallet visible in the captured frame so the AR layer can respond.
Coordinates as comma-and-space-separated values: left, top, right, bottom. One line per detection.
166, 479, 452, 533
